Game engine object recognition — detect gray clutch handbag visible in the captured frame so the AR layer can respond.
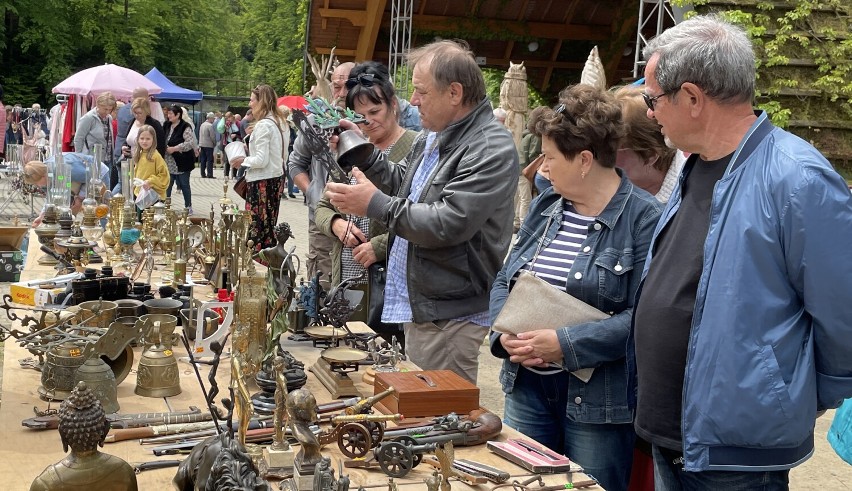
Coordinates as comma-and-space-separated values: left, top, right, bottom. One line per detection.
492, 269, 609, 382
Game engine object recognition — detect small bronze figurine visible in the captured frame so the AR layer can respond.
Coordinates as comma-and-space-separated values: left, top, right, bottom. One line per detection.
230, 322, 254, 447
285, 388, 322, 472
205, 437, 270, 491
425, 469, 442, 491
30, 381, 138, 491
256, 223, 298, 354
271, 356, 289, 451
312, 456, 334, 491
253, 222, 296, 294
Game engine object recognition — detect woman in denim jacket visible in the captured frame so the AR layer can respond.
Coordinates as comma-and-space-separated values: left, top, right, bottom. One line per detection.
489, 85, 661, 491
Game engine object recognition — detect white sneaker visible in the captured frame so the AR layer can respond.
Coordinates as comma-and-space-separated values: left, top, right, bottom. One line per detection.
186, 207, 193, 215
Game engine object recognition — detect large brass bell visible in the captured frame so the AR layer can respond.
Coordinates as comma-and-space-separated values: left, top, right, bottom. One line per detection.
39, 343, 86, 401
336, 129, 373, 172
39, 313, 138, 401
73, 357, 119, 413
135, 321, 182, 398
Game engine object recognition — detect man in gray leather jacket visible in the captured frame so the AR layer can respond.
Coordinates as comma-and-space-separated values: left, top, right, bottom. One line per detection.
326, 40, 518, 383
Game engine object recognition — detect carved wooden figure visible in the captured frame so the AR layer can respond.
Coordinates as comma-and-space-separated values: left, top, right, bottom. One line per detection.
499, 61, 529, 150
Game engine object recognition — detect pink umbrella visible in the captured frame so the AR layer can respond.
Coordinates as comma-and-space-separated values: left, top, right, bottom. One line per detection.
52, 63, 162, 101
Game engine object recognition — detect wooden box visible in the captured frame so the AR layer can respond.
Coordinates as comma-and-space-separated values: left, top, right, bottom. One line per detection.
373, 370, 480, 418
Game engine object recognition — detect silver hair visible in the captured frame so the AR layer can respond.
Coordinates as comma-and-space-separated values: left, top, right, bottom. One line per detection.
643, 14, 755, 105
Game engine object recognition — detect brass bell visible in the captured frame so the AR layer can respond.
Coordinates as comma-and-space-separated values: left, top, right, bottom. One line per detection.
336, 129, 373, 172
135, 321, 182, 398
39, 343, 86, 401
73, 357, 119, 413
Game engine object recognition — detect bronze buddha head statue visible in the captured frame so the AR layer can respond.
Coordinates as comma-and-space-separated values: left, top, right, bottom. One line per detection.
58, 381, 111, 453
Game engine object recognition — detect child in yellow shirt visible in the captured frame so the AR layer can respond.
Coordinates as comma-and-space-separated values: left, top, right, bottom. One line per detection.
133, 124, 169, 205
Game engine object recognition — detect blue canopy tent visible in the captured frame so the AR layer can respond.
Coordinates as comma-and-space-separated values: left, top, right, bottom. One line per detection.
144, 67, 205, 134
144, 68, 203, 102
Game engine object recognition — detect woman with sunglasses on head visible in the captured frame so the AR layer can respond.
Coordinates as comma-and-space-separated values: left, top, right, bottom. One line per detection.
489, 84, 662, 491
315, 61, 418, 344
228, 84, 286, 252
162, 104, 197, 214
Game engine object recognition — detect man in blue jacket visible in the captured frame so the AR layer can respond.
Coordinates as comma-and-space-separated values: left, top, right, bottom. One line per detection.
630, 14, 852, 489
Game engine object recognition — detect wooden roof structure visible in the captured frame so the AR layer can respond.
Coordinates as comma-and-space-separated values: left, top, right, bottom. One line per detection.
308, 0, 644, 95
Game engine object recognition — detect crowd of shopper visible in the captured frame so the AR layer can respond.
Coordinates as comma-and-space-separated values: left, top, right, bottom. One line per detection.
4, 15, 852, 491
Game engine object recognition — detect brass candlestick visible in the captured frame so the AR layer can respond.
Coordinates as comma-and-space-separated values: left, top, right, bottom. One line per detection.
105, 195, 125, 254
220, 180, 233, 212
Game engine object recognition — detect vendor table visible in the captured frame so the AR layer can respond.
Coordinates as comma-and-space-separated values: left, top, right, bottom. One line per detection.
0, 230, 602, 490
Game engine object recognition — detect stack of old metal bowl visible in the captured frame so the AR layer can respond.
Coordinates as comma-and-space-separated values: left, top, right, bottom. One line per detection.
75, 300, 118, 329
114, 299, 146, 346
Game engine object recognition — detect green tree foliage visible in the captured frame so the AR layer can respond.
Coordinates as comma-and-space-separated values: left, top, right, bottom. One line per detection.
671, 0, 852, 127
1, 0, 234, 105
239, 0, 307, 96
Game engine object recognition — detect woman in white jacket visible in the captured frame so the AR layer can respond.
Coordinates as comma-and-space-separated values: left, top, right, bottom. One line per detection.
230, 84, 287, 252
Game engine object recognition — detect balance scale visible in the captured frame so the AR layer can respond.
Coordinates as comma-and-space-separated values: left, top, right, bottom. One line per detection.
305, 326, 367, 398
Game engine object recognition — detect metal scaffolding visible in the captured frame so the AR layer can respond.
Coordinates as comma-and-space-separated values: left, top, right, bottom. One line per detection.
389, 0, 414, 96
633, 0, 690, 78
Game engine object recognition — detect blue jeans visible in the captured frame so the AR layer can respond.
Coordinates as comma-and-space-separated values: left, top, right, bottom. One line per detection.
287, 170, 297, 195
167, 172, 192, 207
652, 445, 790, 491
503, 368, 634, 491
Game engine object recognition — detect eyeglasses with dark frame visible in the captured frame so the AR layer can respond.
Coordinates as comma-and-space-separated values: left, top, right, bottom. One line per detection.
643, 89, 677, 111
345, 73, 376, 90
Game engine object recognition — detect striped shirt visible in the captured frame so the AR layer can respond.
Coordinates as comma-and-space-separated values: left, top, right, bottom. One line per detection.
524, 202, 594, 287
514, 201, 594, 376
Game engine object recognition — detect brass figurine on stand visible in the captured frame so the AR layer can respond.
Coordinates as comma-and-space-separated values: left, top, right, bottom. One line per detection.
262, 355, 295, 471
229, 321, 255, 448
285, 387, 323, 488
30, 382, 138, 491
